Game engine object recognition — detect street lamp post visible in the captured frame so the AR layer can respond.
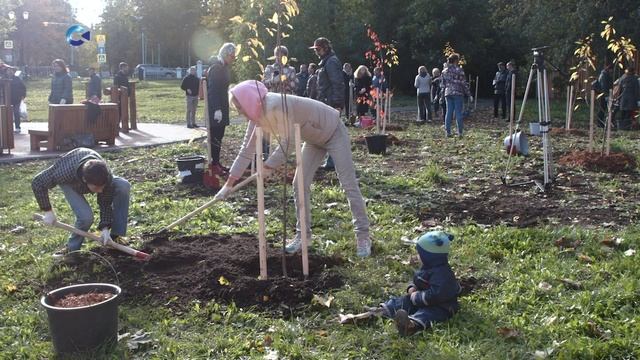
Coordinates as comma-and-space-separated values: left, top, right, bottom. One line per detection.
7, 10, 29, 67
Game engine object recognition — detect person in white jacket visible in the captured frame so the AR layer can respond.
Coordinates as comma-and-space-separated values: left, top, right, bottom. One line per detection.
414, 66, 432, 123
215, 80, 372, 257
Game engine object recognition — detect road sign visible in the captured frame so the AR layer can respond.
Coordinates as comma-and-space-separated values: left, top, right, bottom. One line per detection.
96, 34, 106, 47
97, 54, 107, 64
4, 40, 13, 49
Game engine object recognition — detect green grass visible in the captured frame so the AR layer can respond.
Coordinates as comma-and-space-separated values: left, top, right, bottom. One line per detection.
23, 79, 189, 124
2, 94, 640, 358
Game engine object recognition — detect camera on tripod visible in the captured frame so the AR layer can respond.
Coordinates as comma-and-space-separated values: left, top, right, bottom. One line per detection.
532, 46, 550, 68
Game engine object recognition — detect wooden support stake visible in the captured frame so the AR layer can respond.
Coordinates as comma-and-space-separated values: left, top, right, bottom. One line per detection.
509, 74, 516, 137
474, 76, 479, 110
294, 124, 309, 277
565, 86, 570, 129
605, 89, 613, 156
120, 86, 130, 133
588, 89, 595, 152
566, 85, 574, 130
129, 82, 137, 130
202, 79, 211, 163
255, 127, 268, 280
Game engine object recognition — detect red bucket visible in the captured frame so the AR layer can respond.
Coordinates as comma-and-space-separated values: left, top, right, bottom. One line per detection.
359, 116, 374, 128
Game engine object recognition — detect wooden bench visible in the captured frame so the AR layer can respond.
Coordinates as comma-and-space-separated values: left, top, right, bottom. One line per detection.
29, 103, 119, 152
29, 130, 50, 152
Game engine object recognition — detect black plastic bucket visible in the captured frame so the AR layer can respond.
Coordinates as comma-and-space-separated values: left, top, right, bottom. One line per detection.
176, 155, 205, 184
41, 283, 121, 354
365, 134, 388, 155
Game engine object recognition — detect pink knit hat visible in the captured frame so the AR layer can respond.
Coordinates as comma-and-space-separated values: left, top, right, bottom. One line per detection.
229, 80, 267, 123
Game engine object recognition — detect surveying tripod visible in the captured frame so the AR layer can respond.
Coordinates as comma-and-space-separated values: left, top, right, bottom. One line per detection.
502, 46, 555, 191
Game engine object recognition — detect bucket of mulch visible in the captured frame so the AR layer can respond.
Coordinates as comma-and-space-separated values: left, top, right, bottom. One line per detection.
41, 283, 121, 354
365, 134, 388, 155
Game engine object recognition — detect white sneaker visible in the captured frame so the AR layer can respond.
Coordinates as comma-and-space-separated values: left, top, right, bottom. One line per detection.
285, 237, 302, 253
356, 238, 372, 257
14, 128, 21, 134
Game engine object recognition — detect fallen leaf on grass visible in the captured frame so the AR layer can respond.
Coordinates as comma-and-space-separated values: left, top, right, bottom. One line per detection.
559, 278, 583, 290
218, 276, 230, 286
624, 249, 636, 257
497, 327, 521, 339
538, 282, 553, 292
577, 254, 594, 263
9, 226, 25, 234
312, 294, 334, 308
4, 283, 17, 293
119, 330, 154, 350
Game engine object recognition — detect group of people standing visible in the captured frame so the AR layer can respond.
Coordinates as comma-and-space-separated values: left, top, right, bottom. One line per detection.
412, 54, 473, 137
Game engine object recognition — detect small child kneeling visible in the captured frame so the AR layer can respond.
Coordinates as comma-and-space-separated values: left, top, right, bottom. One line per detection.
381, 231, 461, 336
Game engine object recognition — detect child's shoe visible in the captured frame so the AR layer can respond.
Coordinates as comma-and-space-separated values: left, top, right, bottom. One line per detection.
394, 309, 419, 336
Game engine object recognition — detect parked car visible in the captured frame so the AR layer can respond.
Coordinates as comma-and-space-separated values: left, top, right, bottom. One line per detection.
134, 64, 177, 79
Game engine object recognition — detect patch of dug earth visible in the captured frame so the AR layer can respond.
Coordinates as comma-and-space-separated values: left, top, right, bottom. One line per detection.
558, 150, 636, 173
353, 133, 403, 146
550, 128, 588, 136
46, 234, 344, 310
422, 172, 632, 228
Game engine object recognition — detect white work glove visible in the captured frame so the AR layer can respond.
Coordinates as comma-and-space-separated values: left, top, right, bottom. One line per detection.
214, 185, 232, 201
59, 98, 67, 104
469, 96, 474, 103
187, 89, 192, 95
213, 110, 222, 123
43, 210, 57, 225
100, 229, 112, 246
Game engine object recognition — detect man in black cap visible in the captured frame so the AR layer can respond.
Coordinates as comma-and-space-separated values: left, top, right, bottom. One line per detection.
309, 37, 344, 170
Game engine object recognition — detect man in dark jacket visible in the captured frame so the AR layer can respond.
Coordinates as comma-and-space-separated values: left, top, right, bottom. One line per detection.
181, 66, 200, 128
615, 66, 639, 130
296, 64, 309, 97
207, 42, 236, 172
493, 62, 508, 119
86, 67, 102, 100
32, 148, 131, 262
380, 231, 461, 336
7, 66, 26, 133
596, 64, 613, 127
311, 37, 345, 109
113, 62, 130, 91
310, 37, 344, 170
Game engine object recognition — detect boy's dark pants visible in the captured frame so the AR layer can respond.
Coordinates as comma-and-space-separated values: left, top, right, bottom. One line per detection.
381, 294, 454, 330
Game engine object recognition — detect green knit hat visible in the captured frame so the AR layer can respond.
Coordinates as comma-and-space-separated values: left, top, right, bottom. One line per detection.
416, 231, 454, 254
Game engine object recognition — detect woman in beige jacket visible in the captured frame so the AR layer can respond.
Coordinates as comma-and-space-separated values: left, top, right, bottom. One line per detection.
215, 80, 371, 257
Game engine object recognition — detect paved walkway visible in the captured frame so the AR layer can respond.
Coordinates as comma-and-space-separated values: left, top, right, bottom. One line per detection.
0, 104, 444, 164
0, 122, 209, 164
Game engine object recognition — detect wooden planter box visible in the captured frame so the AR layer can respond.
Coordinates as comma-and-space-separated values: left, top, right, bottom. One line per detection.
29, 103, 119, 152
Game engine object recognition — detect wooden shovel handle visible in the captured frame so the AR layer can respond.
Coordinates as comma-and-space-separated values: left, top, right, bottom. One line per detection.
162, 172, 258, 231
33, 213, 151, 261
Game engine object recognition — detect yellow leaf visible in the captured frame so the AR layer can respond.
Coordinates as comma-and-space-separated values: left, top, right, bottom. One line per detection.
218, 276, 230, 286
229, 15, 243, 24
4, 283, 17, 293
235, 43, 242, 56
270, 12, 279, 25
242, 55, 251, 62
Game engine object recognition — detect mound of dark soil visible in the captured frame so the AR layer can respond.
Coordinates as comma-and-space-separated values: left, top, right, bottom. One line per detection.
558, 150, 636, 173
353, 133, 402, 146
550, 128, 588, 136
46, 233, 344, 310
